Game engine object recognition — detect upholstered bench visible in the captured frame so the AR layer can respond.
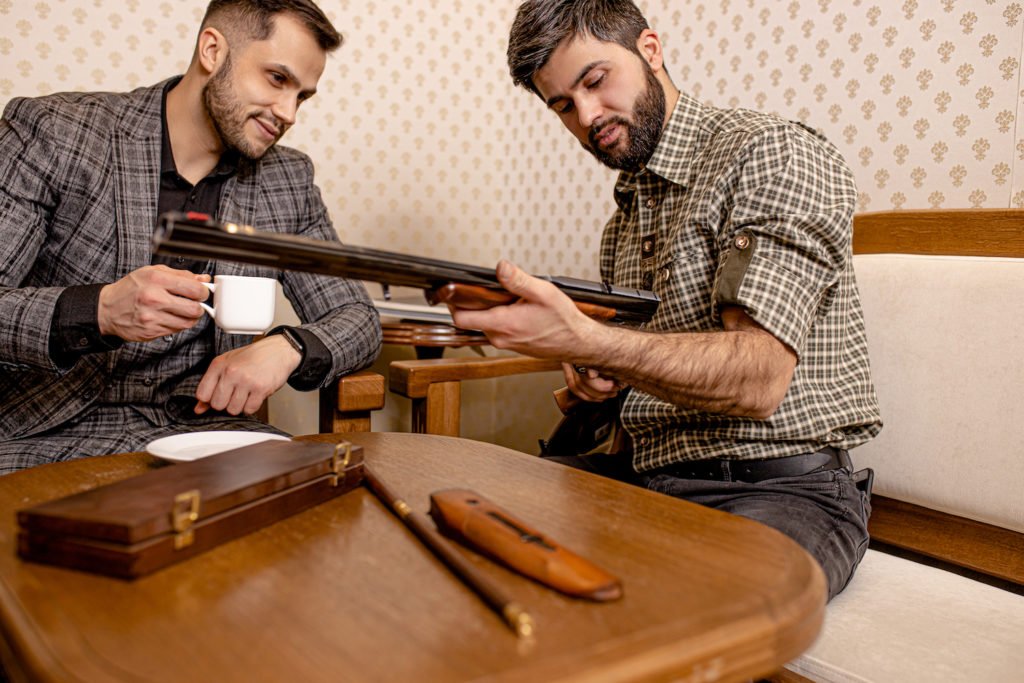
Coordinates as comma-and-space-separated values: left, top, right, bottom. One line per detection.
781, 210, 1024, 682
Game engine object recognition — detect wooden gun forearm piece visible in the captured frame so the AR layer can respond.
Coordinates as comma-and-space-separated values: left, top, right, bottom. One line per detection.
427, 283, 617, 321
428, 489, 623, 602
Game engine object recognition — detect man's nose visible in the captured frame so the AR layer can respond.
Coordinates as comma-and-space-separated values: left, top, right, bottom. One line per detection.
272, 95, 298, 127
577, 97, 602, 130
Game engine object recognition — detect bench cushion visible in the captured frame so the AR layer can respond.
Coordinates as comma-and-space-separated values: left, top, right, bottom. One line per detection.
851, 254, 1024, 533
788, 549, 1024, 682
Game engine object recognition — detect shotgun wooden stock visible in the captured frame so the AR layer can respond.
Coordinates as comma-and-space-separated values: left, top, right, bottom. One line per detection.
429, 489, 623, 602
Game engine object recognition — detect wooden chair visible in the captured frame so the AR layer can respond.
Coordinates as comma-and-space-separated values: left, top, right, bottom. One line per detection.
257, 370, 385, 434
389, 356, 562, 436
318, 370, 386, 433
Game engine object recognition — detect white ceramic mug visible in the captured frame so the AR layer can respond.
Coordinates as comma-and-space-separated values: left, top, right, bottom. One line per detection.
199, 275, 277, 335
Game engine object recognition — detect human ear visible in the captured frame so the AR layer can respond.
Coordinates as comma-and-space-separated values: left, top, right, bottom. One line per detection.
196, 27, 229, 76
636, 29, 664, 72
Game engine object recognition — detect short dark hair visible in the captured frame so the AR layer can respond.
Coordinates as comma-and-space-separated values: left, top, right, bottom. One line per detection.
507, 0, 649, 96
201, 0, 343, 53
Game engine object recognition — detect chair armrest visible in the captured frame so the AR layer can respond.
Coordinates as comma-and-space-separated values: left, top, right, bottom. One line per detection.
389, 356, 563, 436
318, 370, 386, 434
389, 356, 562, 398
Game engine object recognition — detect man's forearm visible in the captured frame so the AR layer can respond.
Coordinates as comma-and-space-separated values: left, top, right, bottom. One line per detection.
577, 320, 796, 419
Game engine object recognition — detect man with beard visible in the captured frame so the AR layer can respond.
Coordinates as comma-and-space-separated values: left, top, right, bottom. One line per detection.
0, 0, 381, 473
449, 0, 882, 600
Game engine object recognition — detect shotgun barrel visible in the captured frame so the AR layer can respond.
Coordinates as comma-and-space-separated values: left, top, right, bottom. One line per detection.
152, 211, 660, 326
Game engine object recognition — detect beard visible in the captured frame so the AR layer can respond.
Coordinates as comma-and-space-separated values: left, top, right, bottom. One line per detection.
584, 63, 666, 172
203, 54, 282, 160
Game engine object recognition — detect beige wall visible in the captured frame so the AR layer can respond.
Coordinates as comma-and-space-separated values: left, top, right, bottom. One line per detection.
651, 0, 1024, 211
3, 1, 1022, 450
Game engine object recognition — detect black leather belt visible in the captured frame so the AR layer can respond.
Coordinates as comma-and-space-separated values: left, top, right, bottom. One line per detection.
648, 447, 851, 483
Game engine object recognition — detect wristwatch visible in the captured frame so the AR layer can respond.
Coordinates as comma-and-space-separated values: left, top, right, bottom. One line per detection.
269, 325, 306, 361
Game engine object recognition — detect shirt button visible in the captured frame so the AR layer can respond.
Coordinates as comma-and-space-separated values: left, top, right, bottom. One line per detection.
640, 437, 650, 446
77, 337, 89, 347
143, 378, 154, 387
661, 269, 671, 281
646, 197, 657, 209
734, 235, 751, 249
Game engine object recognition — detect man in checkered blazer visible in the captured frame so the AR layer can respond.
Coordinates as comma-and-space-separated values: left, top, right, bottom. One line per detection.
0, 1, 380, 472
452, 0, 883, 600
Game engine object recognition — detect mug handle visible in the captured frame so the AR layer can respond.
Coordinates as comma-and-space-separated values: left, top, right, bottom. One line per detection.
200, 282, 216, 318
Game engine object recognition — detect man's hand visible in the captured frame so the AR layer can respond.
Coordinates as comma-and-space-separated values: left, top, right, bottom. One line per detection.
451, 260, 624, 404
562, 363, 625, 403
98, 265, 211, 341
194, 335, 302, 416
450, 260, 599, 358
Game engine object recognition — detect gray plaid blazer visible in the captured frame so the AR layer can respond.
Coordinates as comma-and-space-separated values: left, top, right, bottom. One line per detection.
0, 79, 381, 440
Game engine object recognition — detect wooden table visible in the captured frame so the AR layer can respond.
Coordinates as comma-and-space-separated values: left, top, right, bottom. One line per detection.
0, 433, 825, 682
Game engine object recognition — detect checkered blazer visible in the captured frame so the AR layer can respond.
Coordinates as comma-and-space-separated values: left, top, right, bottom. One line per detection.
0, 79, 381, 440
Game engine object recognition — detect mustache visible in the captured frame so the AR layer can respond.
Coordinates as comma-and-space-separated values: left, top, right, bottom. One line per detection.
588, 116, 629, 148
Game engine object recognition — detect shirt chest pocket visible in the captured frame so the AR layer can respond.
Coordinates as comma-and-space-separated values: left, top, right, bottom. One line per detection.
649, 249, 719, 333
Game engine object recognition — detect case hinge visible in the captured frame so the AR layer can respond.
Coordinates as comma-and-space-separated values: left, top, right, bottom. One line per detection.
171, 489, 201, 549
331, 441, 352, 487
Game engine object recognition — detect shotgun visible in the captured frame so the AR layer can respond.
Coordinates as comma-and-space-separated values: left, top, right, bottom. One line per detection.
152, 211, 660, 325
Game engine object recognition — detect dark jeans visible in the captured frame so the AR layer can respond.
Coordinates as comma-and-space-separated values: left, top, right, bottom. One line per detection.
542, 451, 871, 601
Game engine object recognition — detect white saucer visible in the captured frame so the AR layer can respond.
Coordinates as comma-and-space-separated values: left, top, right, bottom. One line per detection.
146, 431, 290, 463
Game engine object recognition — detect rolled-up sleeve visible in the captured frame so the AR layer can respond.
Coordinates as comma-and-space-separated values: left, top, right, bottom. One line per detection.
711, 125, 856, 359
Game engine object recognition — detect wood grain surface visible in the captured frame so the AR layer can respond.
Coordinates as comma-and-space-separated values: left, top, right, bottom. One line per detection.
853, 209, 1024, 257
0, 433, 825, 683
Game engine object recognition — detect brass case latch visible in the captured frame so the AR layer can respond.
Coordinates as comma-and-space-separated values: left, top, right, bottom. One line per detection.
331, 441, 352, 487
171, 489, 201, 550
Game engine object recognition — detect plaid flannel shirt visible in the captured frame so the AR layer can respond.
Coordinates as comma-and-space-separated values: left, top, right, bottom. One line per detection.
600, 92, 881, 470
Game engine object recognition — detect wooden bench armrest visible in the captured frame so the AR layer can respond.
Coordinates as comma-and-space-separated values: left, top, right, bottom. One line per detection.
388, 356, 563, 436
868, 495, 1024, 587
853, 209, 1024, 256
318, 370, 386, 434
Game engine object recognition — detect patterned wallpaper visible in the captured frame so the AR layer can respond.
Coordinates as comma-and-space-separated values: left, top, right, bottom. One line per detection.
0, 1, 522, 266
652, 0, 1024, 216
2, 1, 1022, 442
5, 1, 1019, 278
